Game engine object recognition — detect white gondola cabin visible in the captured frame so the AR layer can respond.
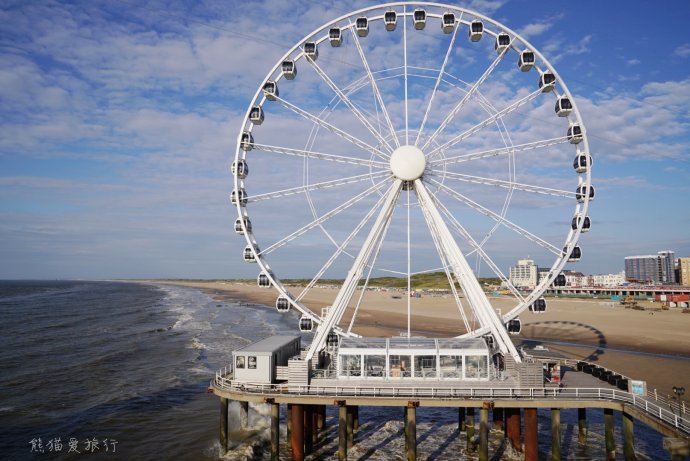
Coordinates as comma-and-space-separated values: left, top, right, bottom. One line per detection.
281, 60, 296, 80
257, 271, 272, 288
329, 27, 342, 47
555, 96, 572, 117
529, 297, 547, 313
276, 296, 290, 312
518, 50, 535, 71
563, 245, 582, 262
263, 80, 278, 100
576, 184, 595, 203
554, 273, 567, 287
243, 244, 258, 263
573, 152, 592, 173
231, 188, 247, 207
539, 72, 556, 92
326, 332, 339, 347
495, 33, 510, 53
413, 9, 426, 30
240, 131, 254, 151
234, 217, 252, 235
231, 159, 248, 179
299, 315, 314, 332
356, 17, 369, 37
249, 105, 264, 125
384, 10, 397, 31
304, 41, 318, 61
506, 319, 521, 335
571, 213, 591, 233
469, 20, 483, 41
567, 123, 583, 144
442, 12, 455, 33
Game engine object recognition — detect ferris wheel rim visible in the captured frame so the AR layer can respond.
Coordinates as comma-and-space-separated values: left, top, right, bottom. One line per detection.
231, 2, 593, 342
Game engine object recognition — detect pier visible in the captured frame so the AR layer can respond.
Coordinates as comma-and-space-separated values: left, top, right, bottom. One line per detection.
211, 355, 690, 460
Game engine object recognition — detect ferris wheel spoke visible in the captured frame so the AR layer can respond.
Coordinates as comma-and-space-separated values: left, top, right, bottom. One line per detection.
415, 179, 521, 361
306, 179, 403, 360
416, 192, 472, 333
295, 181, 392, 304
432, 171, 576, 199
422, 47, 510, 151
414, 12, 462, 147
306, 55, 394, 153
253, 142, 388, 168
348, 23, 400, 148
273, 95, 388, 161
427, 192, 526, 303
429, 178, 562, 257
427, 87, 544, 157
259, 178, 389, 256
430, 136, 569, 167
248, 171, 389, 203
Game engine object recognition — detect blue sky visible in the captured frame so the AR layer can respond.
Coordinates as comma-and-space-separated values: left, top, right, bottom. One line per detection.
1, 0, 689, 280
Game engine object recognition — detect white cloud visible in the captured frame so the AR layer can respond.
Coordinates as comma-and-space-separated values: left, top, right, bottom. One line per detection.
674, 43, 690, 58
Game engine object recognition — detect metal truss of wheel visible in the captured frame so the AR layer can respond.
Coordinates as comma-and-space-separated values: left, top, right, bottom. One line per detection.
230, 2, 593, 364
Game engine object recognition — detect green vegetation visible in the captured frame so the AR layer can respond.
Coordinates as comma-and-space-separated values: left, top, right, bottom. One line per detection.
276, 272, 501, 290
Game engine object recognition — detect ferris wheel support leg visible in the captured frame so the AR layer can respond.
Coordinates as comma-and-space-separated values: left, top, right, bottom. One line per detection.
414, 180, 521, 363
305, 180, 403, 362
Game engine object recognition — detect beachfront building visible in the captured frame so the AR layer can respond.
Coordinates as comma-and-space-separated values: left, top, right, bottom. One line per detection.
509, 259, 538, 289
589, 271, 626, 287
336, 337, 491, 381
679, 257, 690, 286
625, 251, 677, 284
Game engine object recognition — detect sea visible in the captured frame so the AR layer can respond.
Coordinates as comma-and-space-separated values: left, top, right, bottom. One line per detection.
0, 280, 667, 460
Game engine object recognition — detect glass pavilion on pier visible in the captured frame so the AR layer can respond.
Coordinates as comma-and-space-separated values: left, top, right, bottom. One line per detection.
336, 337, 490, 381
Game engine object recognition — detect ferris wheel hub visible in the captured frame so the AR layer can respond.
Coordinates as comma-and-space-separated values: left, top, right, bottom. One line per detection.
389, 145, 426, 181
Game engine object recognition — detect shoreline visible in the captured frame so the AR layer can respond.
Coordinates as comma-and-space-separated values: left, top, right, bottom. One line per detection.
143, 280, 690, 394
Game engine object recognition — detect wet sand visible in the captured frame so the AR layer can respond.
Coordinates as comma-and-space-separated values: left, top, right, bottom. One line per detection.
150, 280, 690, 394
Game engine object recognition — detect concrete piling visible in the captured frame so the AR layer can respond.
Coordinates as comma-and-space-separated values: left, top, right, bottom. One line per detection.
506, 407, 521, 452
220, 397, 228, 453
467, 407, 475, 451
524, 408, 538, 461
346, 405, 354, 448
458, 407, 466, 432
405, 402, 417, 461
551, 408, 561, 461
337, 402, 347, 461
622, 411, 636, 461
578, 407, 587, 445
239, 400, 249, 429
479, 407, 489, 461
304, 405, 313, 455
270, 402, 280, 461
604, 408, 615, 461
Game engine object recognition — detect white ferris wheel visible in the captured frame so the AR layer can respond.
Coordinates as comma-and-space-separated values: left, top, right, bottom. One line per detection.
231, 2, 593, 363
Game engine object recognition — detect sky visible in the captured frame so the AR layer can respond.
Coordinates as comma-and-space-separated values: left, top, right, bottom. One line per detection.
1, 0, 689, 281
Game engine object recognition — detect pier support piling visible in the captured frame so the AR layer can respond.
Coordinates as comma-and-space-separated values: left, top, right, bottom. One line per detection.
506, 407, 521, 452
493, 407, 504, 431
524, 408, 538, 461
287, 403, 292, 442
353, 405, 359, 430
346, 405, 354, 448
551, 408, 561, 461
405, 402, 417, 461
304, 405, 313, 455
291, 404, 304, 461
604, 408, 615, 461
220, 397, 228, 453
458, 407, 466, 432
622, 411, 636, 461
479, 407, 489, 461
239, 400, 249, 430
317, 405, 325, 432
271, 402, 280, 461
337, 402, 347, 461
578, 407, 587, 446
467, 407, 476, 452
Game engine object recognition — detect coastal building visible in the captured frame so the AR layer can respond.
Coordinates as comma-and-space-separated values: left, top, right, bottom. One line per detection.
509, 258, 538, 289
563, 270, 586, 287
589, 271, 626, 287
625, 251, 678, 284
680, 257, 690, 286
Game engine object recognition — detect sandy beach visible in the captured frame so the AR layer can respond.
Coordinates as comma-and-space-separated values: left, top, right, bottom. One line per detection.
152, 280, 690, 395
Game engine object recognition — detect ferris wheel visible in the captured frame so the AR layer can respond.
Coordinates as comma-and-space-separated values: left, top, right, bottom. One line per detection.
230, 2, 593, 363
